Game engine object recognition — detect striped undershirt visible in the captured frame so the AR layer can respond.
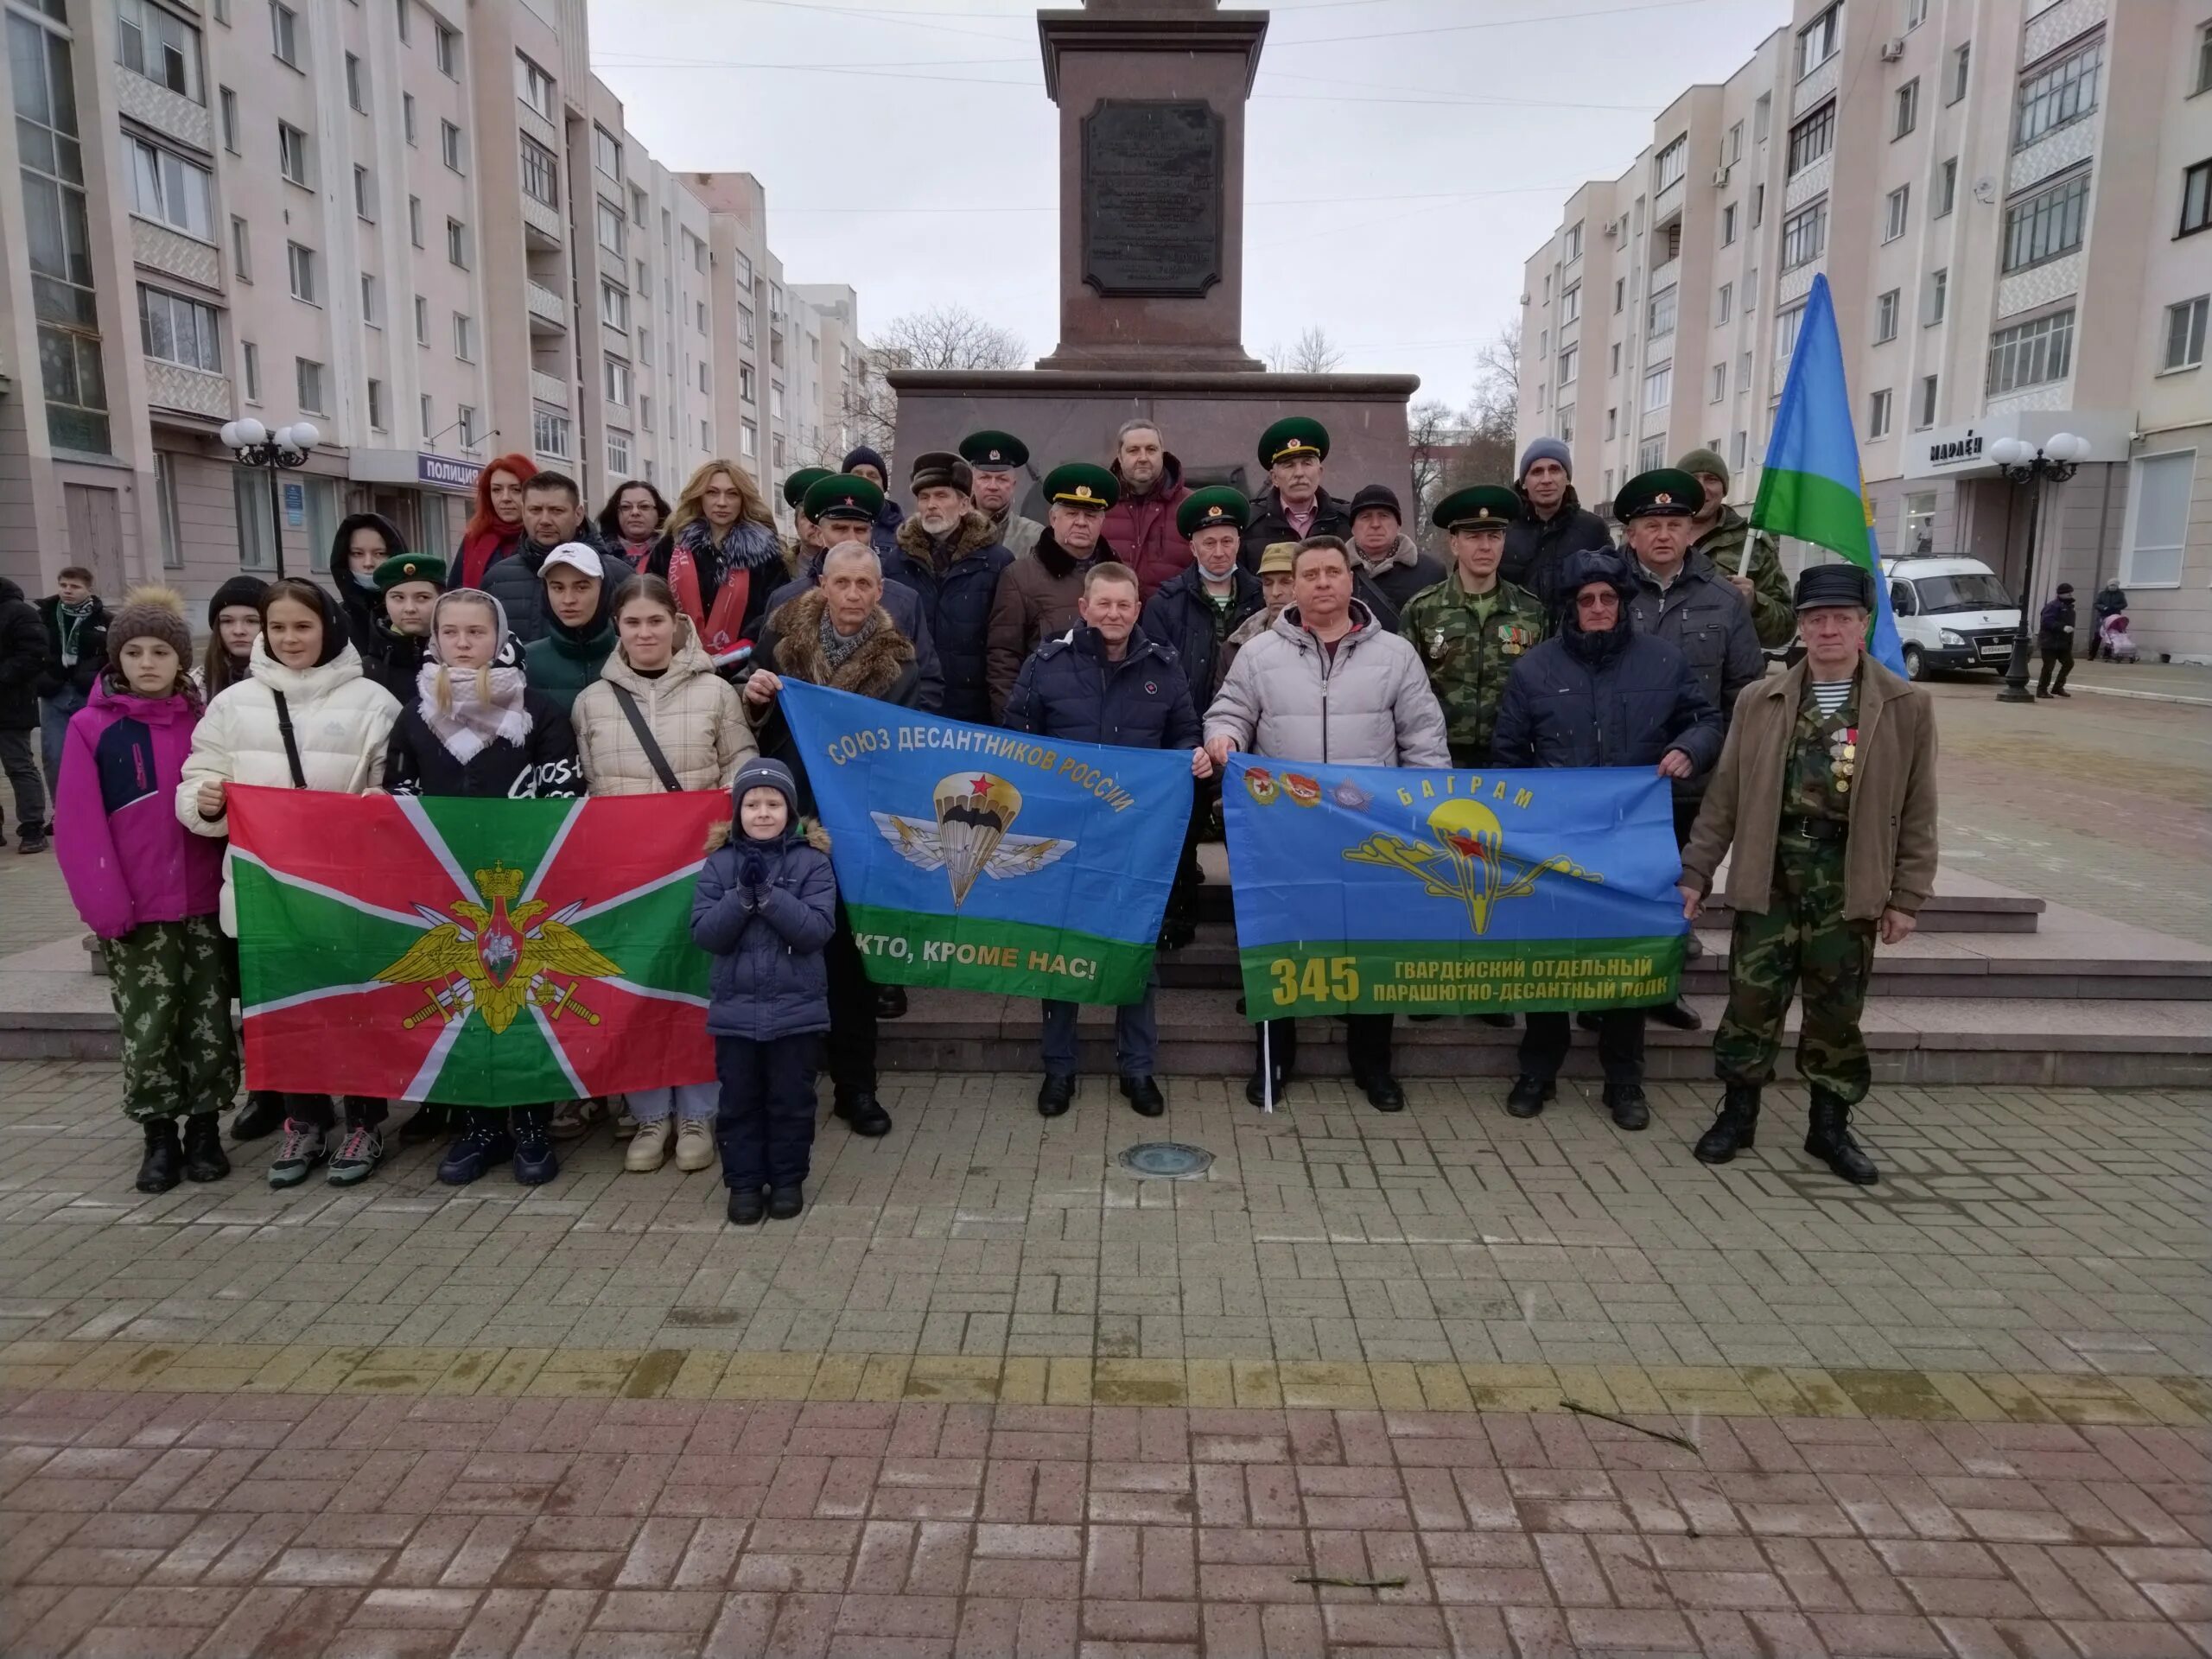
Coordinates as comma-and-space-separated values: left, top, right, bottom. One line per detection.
1811, 680, 1853, 716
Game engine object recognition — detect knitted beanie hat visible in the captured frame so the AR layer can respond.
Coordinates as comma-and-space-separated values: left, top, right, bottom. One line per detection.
106, 585, 194, 668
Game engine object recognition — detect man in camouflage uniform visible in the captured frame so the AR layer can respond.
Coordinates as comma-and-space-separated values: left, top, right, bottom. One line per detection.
1678, 564, 1940, 1185
1680, 448, 1796, 650
1401, 484, 1547, 770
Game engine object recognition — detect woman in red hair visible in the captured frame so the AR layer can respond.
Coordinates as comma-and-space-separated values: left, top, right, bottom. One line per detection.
455, 454, 536, 588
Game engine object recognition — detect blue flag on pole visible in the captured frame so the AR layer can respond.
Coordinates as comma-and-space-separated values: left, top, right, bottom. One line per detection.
1753, 272, 1909, 676
1222, 756, 1686, 1019
776, 680, 1191, 1005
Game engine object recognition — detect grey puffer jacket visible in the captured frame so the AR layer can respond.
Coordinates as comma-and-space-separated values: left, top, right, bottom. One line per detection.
1203, 601, 1450, 768
691, 756, 837, 1042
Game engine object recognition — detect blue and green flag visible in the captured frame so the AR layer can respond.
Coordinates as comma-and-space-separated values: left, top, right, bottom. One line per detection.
777, 680, 1191, 1004
1223, 757, 1685, 1018
1753, 271, 1908, 676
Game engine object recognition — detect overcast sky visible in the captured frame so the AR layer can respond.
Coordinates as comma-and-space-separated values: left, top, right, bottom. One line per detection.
588, 0, 1783, 410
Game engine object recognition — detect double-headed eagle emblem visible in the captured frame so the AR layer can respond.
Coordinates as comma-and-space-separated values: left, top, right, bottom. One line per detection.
374, 862, 620, 1033
871, 772, 1073, 907
1344, 798, 1594, 935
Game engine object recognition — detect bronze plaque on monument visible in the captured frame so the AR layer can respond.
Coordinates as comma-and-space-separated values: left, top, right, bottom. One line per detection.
1081, 100, 1224, 297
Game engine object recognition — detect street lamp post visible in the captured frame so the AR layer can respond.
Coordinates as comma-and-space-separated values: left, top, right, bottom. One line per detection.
218, 418, 321, 580
1987, 432, 2091, 705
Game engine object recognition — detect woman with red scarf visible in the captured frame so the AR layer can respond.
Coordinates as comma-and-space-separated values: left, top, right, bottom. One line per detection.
645, 461, 788, 675
455, 454, 535, 589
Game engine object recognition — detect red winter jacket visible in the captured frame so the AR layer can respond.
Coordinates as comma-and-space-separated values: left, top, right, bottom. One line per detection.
1102, 454, 1194, 602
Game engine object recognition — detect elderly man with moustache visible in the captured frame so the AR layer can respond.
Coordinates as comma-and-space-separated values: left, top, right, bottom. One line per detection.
987, 462, 1120, 721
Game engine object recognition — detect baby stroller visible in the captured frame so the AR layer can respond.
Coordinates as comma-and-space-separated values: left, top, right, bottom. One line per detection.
2098, 613, 2139, 664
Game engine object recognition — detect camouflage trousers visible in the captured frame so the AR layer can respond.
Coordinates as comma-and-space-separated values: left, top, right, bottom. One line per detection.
104, 915, 240, 1122
1712, 840, 1876, 1103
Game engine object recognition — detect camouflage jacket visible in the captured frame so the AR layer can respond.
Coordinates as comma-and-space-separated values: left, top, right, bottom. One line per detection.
1690, 505, 1796, 649
1399, 571, 1548, 763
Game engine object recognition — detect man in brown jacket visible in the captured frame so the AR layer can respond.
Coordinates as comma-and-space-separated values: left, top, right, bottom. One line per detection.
986, 462, 1116, 720
1677, 563, 1936, 1185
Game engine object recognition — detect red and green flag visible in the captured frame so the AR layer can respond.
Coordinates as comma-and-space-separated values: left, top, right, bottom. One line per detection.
226, 786, 729, 1106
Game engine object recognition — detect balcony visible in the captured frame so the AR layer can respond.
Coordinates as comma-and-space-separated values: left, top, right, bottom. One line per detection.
146, 359, 232, 420
531, 369, 569, 406
522, 194, 563, 251
131, 219, 220, 289
526, 282, 566, 334
115, 70, 213, 154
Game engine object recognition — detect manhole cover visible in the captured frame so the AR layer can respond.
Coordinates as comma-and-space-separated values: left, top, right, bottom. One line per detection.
1117, 1141, 1214, 1179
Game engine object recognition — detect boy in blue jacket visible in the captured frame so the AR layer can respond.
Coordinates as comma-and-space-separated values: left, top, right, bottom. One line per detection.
692, 756, 837, 1224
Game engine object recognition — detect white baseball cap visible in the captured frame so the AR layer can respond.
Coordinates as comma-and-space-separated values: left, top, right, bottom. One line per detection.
541, 542, 603, 581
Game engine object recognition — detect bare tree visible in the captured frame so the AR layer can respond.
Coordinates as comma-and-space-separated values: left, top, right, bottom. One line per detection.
1467, 321, 1521, 442
874, 305, 1027, 372
1406, 397, 1459, 532
1264, 326, 1345, 374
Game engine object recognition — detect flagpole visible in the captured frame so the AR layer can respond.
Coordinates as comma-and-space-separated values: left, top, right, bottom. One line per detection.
1260, 1020, 1274, 1114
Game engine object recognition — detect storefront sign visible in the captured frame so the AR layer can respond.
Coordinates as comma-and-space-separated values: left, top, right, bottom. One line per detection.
416, 453, 482, 492
1929, 432, 1982, 467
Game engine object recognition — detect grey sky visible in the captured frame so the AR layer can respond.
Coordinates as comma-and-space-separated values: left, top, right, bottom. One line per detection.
588, 0, 1784, 410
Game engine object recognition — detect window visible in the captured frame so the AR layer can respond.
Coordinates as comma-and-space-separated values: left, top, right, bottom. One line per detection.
740, 418, 758, 459
414, 294, 428, 345
1717, 283, 1732, 323
152, 453, 181, 569
1753, 92, 1771, 144
1787, 101, 1835, 175
1902, 491, 1936, 553
1740, 349, 1752, 385
2004, 171, 2089, 270
603, 355, 631, 404
1648, 284, 1677, 338
1721, 203, 1738, 245
2124, 451, 2194, 586
700, 419, 711, 450
596, 200, 626, 258
353, 164, 374, 220
128, 138, 213, 239
118, 0, 203, 101
453, 312, 474, 362
459, 405, 478, 448
696, 299, 709, 334
632, 185, 647, 226
698, 360, 709, 393
230, 215, 250, 281
639, 394, 652, 432
739, 303, 756, 346
516, 52, 555, 118
734, 250, 754, 289
368, 378, 385, 430
1643, 364, 1672, 410
286, 240, 316, 303
1638, 435, 1667, 471
532, 405, 569, 458
446, 218, 467, 268
1780, 200, 1827, 269
1949, 41, 1970, 103
242, 340, 260, 403
1613, 277, 1624, 314
1916, 375, 1938, 429
1727, 120, 1744, 164
1557, 412, 1574, 445
396, 0, 409, 41
1564, 219, 1583, 261
269, 0, 297, 67
1893, 79, 1919, 140
403, 93, 416, 144
1926, 267, 1948, 325
408, 196, 423, 247
1797, 3, 1840, 78
1884, 187, 1910, 242
2015, 40, 2102, 149
434, 20, 458, 77
1609, 343, 1620, 376
1710, 362, 1726, 402
219, 86, 238, 150
1777, 302, 1806, 364
519, 137, 558, 208
1875, 289, 1900, 342
2163, 296, 2209, 372
1986, 308, 2075, 394
594, 124, 621, 180
740, 364, 756, 404
2183, 161, 2212, 237
1905, 0, 1927, 28
236, 469, 273, 569
607, 429, 632, 474
440, 121, 464, 173
637, 326, 651, 365
1560, 283, 1580, 325
346, 50, 365, 111
1730, 429, 1747, 473
296, 356, 324, 412
277, 121, 311, 187
359, 272, 378, 325
137, 285, 222, 372
1867, 388, 1891, 439
601, 280, 628, 332
421, 392, 434, 434
1605, 408, 1618, 438
1936, 157, 1956, 218
1654, 135, 1688, 192
1559, 344, 1578, 384
2198, 22, 2212, 95
1752, 182, 1764, 226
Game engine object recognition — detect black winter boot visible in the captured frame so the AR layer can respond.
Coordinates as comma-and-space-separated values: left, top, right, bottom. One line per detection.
230, 1090, 285, 1142
1805, 1089, 1879, 1185
512, 1104, 559, 1186
137, 1120, 183, 1193
181, 1114, 231, 1182
1694, 1084, 1760, 1164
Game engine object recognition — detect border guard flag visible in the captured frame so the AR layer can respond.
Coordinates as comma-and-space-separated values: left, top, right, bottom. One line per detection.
1753, 271, 1909, 676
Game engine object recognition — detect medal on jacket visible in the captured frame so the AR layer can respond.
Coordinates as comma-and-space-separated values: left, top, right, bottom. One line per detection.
1829, 725, 1857, 791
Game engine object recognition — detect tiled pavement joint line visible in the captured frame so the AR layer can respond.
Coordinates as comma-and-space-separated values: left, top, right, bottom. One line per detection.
4, 1341, 2207, 1425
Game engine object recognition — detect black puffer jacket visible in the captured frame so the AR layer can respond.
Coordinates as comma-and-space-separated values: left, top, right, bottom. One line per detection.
362, 620, 430, 708
383, 640, 582, 800
1623, 551, 1766, 734
1003, 626, 1201, 755
329, 512, 407, 657
1140, 563, 1262, 706
482, 531, 632, 647
880, 512, 1012, 725
1500, 486, 1613, 617
0, 578, 46, 730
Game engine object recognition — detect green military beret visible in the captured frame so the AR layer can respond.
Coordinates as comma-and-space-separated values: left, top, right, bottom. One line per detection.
1177, 485, 1250, 537
374, 552, 447, 592
1614, 467, 1702, 520
802, 472, 886, 525
1041, 461, 1118, 511
1257, 416, 1330, 467
1432, 485, 1520, 534
782, 467, 831, 510
958, 429, 1029, 472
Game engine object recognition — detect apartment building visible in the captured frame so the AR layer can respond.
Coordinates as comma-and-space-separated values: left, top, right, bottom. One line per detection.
0, 0, 862, 616
1518, 0, 2212, 661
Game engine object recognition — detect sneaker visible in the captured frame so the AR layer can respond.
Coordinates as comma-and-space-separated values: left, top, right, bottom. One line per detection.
18, 832, 48, 855
625, 1117, 673, 1173
437, 1111, 513, 1185
326, 1124, 385, 1185
512, 1109, 560, 1186
611, 1098, 639, 1141
267, 1119, 328, 1188
674, 1118, 717, 1173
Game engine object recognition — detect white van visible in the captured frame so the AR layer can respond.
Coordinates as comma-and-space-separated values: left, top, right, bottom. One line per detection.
1882, 556, 2020, 680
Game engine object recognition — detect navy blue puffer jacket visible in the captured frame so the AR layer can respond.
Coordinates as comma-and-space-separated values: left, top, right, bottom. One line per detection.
691, 756, 837, 1041
1491, 632, 1723, 773
1003, 626, 1201, 754
880, 512, 1012, 724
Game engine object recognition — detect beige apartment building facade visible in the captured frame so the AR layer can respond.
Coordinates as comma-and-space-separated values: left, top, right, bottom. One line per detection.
0, 0, 863, 615
1519, 0, 2212, 662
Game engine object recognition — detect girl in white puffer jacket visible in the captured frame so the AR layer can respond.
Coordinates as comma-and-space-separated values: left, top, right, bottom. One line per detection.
178, 578, 400, 1191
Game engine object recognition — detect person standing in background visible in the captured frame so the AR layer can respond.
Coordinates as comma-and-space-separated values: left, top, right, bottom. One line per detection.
35, 565, 109, 798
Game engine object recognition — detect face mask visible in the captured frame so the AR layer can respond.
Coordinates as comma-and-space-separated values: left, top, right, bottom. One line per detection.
353, 571, 380, 591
